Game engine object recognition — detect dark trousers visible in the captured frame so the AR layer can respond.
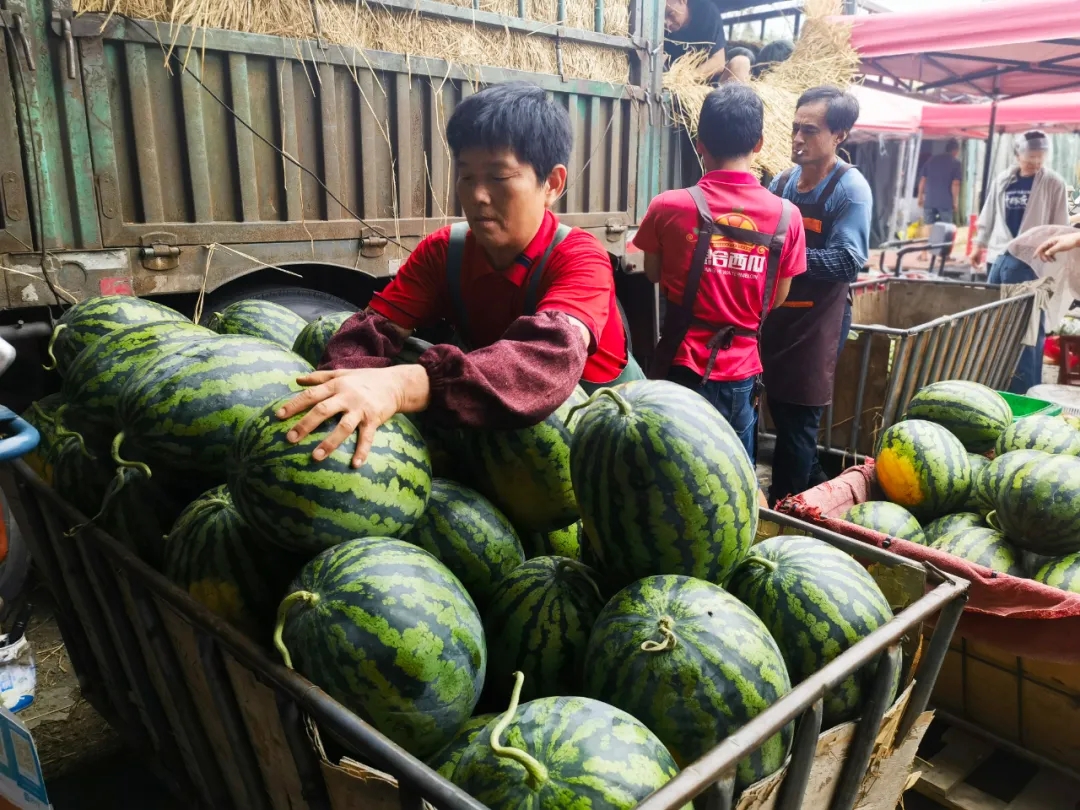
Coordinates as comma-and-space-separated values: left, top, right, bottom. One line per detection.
668, 366, 757, 462
988, 252, 1044, 395
803, 302, 853, 488
768, 399, 825, 505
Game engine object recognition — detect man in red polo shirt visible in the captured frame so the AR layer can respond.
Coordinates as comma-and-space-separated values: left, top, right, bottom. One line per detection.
633, 83, 806, 459
277, 82, 641, 466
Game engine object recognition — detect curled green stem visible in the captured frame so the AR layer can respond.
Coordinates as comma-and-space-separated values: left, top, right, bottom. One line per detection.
490, 672, 549, 789
274, 591, 321, 669
111, 433, 152, 479
641, 616, 678, 653
52, 407, 89, 457
566, 387, 633, 422
985, 510, 1000, 531
556, 558, 604, 605
744, 554, 779, 573
42, 324, 66, 371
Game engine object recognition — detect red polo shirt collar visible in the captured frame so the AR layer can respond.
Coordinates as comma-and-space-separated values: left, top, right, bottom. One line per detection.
475, 211, 559, 287
702, 169, 759, 186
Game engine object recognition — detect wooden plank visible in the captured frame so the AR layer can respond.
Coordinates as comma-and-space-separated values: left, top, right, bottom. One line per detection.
320, 62, 342, 221
277, 59, 302, 222
917, 728, 997, 797
427, 79, 451, 219
124, 43, 165, 222
394, 74, 413, 219
1006, 769, 1080, 810
947, 782, 1008, 810
358, 68, 381, 221
230, 54, 262, 222
608, 98, 623, 213
181, 56, 214, 223
587, 95, 603, 212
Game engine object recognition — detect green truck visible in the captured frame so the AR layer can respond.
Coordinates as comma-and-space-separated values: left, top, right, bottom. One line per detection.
0, 0, 730, 407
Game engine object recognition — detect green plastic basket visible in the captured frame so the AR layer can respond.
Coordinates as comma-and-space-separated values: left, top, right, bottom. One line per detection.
998, 391, 1063, 419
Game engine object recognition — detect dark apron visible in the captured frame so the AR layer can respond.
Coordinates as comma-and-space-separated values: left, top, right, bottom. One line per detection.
445, 223, 641, 388
760, 165, 850, 407
649, 184, 794, 383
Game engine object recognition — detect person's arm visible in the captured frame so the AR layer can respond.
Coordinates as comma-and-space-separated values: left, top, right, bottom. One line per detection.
1036, 230, 1080, 262
695, 3, 727, 80
773, 276, 793, 307
697, 50, 727, 80
917, 176, 926, 208
804, 178, 870, 283
951, 179, 961, 213
971, 177, 998, 268
643, 253, 662, 284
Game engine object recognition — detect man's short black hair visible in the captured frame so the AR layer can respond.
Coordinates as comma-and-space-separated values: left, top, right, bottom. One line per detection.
726, 46, 757, 64
945, 138, 961, 153
446, 82, 572, 181
697, 83, 764, 161
795, 86, 860, 133
756, 39, 794, 66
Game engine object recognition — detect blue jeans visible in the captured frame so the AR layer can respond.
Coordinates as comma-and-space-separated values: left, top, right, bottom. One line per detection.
668, 366, 757, 461
768, 399, 825, 505
989, 252, 1044, 395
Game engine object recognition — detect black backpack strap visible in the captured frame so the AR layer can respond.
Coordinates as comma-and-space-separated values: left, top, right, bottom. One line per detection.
760, 199, 794, 323
446, 222, 471, 343
682, 185, 719, 309
774, 167, 797, 198
523, 224, 573, 316
817, 163, 850, 205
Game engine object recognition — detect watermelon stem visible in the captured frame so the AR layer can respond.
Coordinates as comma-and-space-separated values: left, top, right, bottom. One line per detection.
273, 590, 321, 669
490, 671, 549, 789
985, 510, 1001, 531
42, 324, 65, 372
111, 433, 153, 479
640, 616, 678, 653
555, 558, 603, 604
566, 388, 632, 422
52, 406, 89, 458
743, 555, 778, 573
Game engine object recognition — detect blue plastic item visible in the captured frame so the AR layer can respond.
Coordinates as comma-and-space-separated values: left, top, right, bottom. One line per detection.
0, 406, 39, 462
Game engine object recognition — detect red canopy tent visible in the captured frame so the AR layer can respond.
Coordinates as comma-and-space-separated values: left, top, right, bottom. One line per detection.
849, 84, 926, 137
921, 92, 1080, 138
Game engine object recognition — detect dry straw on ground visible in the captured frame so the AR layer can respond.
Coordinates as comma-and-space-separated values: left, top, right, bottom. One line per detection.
663, 0, 861, 177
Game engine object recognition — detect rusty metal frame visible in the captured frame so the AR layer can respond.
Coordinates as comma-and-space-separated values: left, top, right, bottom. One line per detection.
9, 458, 969, 810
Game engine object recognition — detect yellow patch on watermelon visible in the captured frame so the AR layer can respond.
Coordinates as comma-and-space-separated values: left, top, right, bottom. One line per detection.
189, 580, 245, 624
876, 448, 925, 508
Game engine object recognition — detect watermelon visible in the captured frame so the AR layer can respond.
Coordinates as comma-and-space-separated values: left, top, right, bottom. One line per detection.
970, 450, 1048, 515
427, 714, 498, 779
453, 672, 683, 810
98, 465, 186, 566
483, 556, 605, 702
995, 415, 1080, 457
21, 394, 65, 485
571, 381, 758, 589
903, 381, 1011, 453
875, 420, 972, 521
584, 574, 791, 789
838, 502, 925, 543
930, 527, 1024, 575
965, 454, 990, 509
292, 311, 353, 366
1033, 553, 1080, 595
1065, 414, 1080, 432
114, 335, 312, 477
62, 320, 213, 435
1023, 551, 1056, 579
405, 479, 525, 610
992, 454, 1080, 556
164, 486, 305, 637
276, 538, 485, 759
229, 398, 431, 555
923, 513, 985, 544
465, 387, 588, 534
47, 295, 189, 376
523, 521, 585, 561
51, 435, 114, 519
207, 299, 308, 350
728, 535, 895, 727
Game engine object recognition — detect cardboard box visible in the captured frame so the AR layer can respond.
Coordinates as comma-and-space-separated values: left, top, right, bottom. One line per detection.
0, 706, 49, 810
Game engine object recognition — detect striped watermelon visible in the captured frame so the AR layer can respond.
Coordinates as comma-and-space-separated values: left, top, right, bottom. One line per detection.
483, 556, 605, 702
993, 455, 1080, 556
903, 381, 1011, 453
971, 450, 1048, 515
51, 435, 114, 519
584, 575, 791, 789
924, 513, 985, 544
452, 674, 681, 810
728, 536, 895, 727
292, 311, 353, 366
838, 502, 925, 543
523, 521, 585, 561
465, 387, 588, 534
98, 466, 186, 566
571, 381, 758, 589
164, 486, 305, 637
995, 415, 1080, 456
21, 394, 65, 485
114, 335, 312, 476
405, 480, 525, 610
1033, 554, 1080, 595
427, 714, 498, 779
228, 398, 431, 555
965, 454, 990, 509
276, 538, 485, 760
207, 299, 308, 350
930, 527, 1024, 575
47, 295, 189, 376
62, 320, 214, 435
875, 420, 972, 521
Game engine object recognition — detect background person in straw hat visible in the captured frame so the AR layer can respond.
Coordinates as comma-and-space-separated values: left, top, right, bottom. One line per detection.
276, 82, 642, 467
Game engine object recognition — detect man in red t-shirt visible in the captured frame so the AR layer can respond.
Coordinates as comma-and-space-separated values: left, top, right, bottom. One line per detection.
633, 83, 806, 458
277, 82, 641, 466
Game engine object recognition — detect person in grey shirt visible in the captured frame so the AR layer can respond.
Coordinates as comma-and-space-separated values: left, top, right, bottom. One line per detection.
917, 139, 962, 226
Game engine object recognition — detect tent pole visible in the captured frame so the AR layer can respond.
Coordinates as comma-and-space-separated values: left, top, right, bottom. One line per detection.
978, 98, 998, 207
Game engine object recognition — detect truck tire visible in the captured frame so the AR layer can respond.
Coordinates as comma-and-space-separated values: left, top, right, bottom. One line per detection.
199, 285, 359, 326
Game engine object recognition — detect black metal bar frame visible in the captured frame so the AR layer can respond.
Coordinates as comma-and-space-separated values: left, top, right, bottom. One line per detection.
9, 461, 969, 810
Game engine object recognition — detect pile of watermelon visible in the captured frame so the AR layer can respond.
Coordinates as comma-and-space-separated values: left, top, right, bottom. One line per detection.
840, 379, 1080, 596
26, 295, 903, 809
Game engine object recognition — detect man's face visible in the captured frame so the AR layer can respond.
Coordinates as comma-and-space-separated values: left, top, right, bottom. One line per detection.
455, 147, 563, 258
1018, 149, 1046, 176
664, 0, 690, 33
791, 101, 846, 165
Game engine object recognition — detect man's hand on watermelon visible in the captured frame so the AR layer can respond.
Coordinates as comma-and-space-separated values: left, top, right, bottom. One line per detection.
276, 365, 430, 468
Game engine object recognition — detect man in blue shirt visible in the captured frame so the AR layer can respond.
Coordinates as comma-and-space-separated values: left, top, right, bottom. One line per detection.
761, 86, 873, 504
918, 139, 962, 228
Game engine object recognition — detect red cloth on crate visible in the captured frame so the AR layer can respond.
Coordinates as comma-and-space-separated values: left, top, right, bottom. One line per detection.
780, 462, 1080, 664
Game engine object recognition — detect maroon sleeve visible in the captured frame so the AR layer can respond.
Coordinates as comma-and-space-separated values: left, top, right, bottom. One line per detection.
417, 311, 587, 430
319, 310, 408, 370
